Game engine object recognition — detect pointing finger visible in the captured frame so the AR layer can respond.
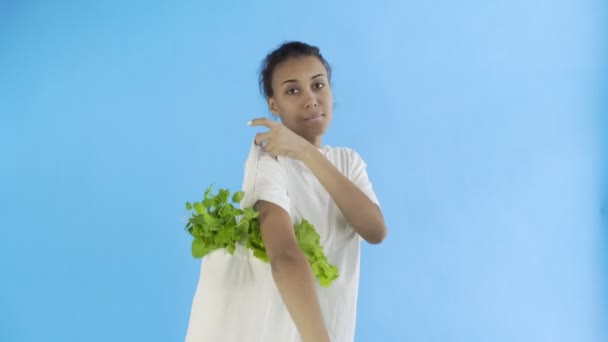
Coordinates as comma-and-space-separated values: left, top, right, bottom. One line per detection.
248, 117, 277, 128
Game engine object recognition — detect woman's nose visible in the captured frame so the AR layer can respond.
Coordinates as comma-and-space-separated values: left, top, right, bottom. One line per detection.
304, 91, 319, 109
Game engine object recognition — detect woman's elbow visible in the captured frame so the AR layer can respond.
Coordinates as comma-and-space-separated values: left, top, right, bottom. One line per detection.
269, 246, 307, 275
362, 224, 387, 245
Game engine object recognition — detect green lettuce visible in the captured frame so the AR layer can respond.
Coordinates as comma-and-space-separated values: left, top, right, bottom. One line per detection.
184, 185, 339, 287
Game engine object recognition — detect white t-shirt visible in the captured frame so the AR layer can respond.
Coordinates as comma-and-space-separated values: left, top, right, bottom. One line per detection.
185, 143, 380, 342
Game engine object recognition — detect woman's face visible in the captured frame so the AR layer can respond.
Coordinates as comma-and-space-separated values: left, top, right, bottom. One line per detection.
267, 56, 333, 145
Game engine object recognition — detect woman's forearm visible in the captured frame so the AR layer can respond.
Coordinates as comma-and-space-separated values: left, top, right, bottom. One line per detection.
300, 146, 387, 244
271, 249, 331, 342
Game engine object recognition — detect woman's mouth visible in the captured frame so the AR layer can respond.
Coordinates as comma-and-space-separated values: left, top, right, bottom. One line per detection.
305, 114, 325, 121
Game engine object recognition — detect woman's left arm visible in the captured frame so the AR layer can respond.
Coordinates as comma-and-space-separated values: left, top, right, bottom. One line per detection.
301, 146, 387, 244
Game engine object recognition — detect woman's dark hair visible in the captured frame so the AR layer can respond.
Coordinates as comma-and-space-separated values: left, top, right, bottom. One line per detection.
258, 41, 332, 98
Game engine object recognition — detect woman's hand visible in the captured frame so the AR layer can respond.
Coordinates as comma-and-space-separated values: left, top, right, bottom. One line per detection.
248, 118, 313, 160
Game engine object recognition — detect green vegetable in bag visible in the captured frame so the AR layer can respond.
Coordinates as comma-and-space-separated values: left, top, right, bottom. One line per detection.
184, 185, 339, 287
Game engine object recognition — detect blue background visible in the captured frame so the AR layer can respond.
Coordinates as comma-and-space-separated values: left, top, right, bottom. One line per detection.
1, 0, 606, 341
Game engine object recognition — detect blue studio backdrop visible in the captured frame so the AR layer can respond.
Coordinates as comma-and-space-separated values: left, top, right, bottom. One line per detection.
1, 1, 606, 341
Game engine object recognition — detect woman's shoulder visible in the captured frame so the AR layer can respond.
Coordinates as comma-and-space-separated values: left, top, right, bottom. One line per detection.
321, 145, 367, 170
322, 144, 364, 158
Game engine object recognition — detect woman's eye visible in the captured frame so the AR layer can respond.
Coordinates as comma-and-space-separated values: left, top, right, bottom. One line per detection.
313, 83, 325, 89
286, 88, 299, 95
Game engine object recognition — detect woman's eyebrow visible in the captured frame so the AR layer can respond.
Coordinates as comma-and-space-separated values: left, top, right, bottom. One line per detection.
281, 73, 326, 86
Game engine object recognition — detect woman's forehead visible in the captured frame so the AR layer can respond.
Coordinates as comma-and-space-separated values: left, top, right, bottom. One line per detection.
273, 56, 327, 82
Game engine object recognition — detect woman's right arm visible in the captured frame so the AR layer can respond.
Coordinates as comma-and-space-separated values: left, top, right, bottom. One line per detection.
254, 200, 330, 342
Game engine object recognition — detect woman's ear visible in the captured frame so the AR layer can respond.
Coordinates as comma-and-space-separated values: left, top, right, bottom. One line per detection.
267, 97, 280, 117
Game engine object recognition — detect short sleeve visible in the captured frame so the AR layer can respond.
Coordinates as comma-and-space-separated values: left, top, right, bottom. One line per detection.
240, 144, 291, 214
348, 149, 381, 208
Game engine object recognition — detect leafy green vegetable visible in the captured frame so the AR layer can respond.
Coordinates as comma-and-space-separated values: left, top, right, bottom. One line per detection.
184, 185, 339, 287
295, 219, 339, 288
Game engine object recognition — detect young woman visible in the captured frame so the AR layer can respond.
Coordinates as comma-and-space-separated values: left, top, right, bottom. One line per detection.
185, 41, 387, 342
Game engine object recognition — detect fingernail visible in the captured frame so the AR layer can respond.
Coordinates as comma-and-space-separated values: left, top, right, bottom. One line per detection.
247, 120, 252, 126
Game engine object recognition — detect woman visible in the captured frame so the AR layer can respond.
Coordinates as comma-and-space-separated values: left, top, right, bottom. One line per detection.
185, 41, 387, 342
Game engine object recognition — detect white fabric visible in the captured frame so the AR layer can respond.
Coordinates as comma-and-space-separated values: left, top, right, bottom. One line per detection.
184, 142, 380, 342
